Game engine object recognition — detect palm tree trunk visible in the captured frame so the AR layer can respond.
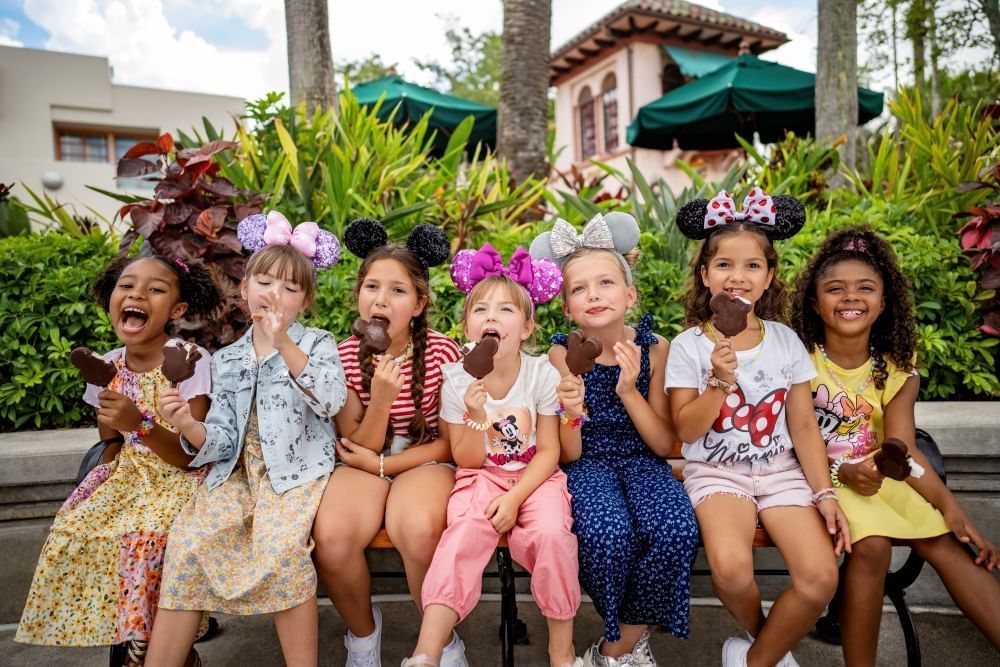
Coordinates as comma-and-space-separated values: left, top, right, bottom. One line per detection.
284, 0, 337, 114
498, 0, 552, 185
816, 0, 858, 171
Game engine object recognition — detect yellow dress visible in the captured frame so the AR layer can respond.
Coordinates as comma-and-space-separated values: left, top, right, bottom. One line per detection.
809, 349, 949, 543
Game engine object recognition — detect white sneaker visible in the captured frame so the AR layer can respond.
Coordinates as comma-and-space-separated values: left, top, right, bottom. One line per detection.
745, 630, 799, 667
722, 636, 751, 667
400, 657, 437, 667
440, 631, 468, 667
345, 605, 382, 667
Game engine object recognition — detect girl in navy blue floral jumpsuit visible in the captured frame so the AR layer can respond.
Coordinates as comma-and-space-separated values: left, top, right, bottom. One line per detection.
531, 213, 700, 667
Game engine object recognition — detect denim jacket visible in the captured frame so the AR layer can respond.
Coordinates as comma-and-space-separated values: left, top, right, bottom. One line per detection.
183, 321, 347, 494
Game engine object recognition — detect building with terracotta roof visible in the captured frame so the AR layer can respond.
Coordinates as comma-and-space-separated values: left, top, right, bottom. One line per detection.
550, 0, 787, 192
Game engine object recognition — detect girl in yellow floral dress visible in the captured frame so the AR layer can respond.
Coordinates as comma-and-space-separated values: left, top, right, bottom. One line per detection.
16, 255, 222, 666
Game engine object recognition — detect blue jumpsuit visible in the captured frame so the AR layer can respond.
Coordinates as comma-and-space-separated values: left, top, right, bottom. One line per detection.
553, 313, 699, 642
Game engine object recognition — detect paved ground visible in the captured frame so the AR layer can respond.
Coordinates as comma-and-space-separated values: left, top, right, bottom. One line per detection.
3, 597, 996, 666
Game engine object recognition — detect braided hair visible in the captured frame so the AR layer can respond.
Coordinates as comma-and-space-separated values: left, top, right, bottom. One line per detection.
91, 255, 223, 323
791, 225, 916, 390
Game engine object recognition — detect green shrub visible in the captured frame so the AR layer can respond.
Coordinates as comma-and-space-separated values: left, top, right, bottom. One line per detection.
0, 233, 117, 430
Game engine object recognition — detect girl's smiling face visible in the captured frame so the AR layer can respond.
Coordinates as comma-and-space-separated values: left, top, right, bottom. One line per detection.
700, 231, 774, 306
357, 258, 426, 344
463, 282, 534, 360
242, 268, 308, 325
562, 251, 636, 328
813, 258, 885, 338
109, 258, 187, 344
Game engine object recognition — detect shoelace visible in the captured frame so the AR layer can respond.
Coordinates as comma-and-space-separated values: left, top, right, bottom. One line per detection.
347, 648, 379, 667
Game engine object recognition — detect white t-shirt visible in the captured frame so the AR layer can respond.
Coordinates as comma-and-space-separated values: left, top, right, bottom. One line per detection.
440, 353, 560, 471
665, 321, 816, 463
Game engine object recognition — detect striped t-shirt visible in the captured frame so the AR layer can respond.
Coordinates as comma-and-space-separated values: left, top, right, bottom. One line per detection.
338, 329, 461, 442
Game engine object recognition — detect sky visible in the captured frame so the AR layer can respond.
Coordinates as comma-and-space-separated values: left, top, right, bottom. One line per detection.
0, 0, 821, 101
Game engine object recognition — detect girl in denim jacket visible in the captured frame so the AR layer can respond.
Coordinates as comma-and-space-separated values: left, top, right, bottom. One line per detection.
146, 212, 348, 667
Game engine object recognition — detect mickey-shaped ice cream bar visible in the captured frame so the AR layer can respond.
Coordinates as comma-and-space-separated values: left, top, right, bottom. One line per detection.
70, 347, 117, 387
462, 336, 499, 379
162, 340, 203, 386
565, 330, 603, 376
351, 317, 391, 356
710, 292, 753, 337
873, 438, 926, 481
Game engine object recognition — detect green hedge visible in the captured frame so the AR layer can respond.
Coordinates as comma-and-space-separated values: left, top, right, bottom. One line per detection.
0, 233, 117, 430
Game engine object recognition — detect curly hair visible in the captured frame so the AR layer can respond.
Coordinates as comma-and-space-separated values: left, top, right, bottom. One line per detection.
91, 255, 223, 322
791, 225, 916, 389
683, 225, 789, 327
354, 245, 436, 449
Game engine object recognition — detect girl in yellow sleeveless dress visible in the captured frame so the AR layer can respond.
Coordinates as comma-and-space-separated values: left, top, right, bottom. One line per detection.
793, 225, 1000, 665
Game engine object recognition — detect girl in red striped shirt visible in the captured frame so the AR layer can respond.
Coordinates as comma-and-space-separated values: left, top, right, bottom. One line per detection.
312, 218, 468, 667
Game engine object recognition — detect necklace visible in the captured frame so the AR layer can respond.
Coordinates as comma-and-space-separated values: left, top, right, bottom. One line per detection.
819, 344, 873, 394
384, 338, 412, 365
704, 320, 766, 365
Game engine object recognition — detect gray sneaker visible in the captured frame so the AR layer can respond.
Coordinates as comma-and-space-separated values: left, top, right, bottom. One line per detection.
583, 636, 641, 667
628, 630, 658, 666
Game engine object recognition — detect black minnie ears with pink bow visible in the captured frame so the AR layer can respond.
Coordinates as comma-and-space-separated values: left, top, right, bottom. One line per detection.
676, 188, 805, 241
343, 217, 451, 272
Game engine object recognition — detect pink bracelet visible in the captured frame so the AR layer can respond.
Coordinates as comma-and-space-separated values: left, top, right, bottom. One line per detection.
811, 487, 839, 505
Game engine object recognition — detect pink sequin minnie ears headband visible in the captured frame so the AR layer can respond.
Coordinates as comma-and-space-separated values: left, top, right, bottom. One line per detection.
237, 211, 342, 268
676, 188, 806, 241
528, 211, 640, 284
451, 243, 562, 305
343, 217, 450, 274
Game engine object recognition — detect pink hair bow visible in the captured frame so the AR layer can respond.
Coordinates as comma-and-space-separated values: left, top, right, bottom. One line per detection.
451, 242, 562, 304
703, 188, 777, 230
236, 211, 341, 269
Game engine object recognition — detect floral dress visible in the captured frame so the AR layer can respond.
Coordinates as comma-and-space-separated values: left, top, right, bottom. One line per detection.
16, 346, 210, 646
553, 313, 700, 642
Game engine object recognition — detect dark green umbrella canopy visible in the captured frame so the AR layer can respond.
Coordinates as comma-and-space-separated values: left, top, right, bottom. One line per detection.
627, 54, 884, 151
351, 75, 497, 154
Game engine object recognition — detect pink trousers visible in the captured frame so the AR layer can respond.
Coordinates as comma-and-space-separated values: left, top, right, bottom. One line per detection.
421, 466, 581, 623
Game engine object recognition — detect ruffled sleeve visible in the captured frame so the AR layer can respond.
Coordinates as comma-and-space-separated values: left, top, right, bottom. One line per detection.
550, 331, 569, 347
633, 312, 657, 346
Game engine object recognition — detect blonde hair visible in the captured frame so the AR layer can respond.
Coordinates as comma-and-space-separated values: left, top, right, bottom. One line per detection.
243, 245, 317, 305
560, 247, 639, 292
460, 275, 536, 352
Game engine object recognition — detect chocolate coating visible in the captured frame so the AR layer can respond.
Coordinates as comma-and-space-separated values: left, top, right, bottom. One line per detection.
463, 336, 498, 379
70, 347, 117, 387
873, 438, 914, 481
351, 317, 391, 356
710, 292, 752, 337
565, 329, 602, 376
162, 340, 202, 385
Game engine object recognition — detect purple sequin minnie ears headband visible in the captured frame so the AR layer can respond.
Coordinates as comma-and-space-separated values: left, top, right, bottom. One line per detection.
676, 188, 806, 241
237, 211, 342, 268
451, 243, 562, 305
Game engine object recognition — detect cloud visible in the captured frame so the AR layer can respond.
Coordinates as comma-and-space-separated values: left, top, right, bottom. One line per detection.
745, 4, 817, 72
0, 16, 24, 46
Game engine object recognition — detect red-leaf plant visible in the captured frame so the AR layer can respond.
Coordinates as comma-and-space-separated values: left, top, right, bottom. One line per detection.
115, 133, 265, 348
956, 160, 1000, 336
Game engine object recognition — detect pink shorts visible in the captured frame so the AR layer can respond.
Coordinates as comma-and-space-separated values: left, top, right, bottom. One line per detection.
683, 451, 812, 511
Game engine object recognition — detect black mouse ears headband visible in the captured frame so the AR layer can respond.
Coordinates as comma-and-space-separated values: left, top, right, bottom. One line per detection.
676, 188, 805, 241
343, 217, 451, 273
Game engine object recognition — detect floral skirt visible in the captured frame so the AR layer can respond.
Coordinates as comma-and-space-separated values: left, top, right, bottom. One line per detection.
16, 446, 204, 646
159, 418, 328, 615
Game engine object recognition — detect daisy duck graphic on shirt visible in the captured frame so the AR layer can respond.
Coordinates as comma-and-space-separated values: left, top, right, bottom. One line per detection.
811, 383, 876, 460
486, 407, 535, 468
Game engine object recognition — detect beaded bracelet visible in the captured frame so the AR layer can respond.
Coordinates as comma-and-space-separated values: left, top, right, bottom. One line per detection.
126, 410, 156, 446
463, 412, 490, 431
378, 453, 385, 479
829, 455, 849, 488
556, 403, 589, 429
811, 487, 839, 505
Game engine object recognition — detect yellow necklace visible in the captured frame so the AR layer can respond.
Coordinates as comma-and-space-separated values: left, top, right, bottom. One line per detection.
703, 320, 765, 346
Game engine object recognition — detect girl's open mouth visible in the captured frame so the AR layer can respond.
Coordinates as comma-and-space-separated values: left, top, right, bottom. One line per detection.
119, 307, 149, 334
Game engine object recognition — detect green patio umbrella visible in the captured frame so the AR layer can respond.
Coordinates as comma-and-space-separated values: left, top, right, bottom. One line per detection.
627, 54, 884, 151
350, 75, 497, 154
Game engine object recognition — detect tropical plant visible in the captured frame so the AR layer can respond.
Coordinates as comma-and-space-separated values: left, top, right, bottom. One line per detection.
0, 184, 29, 237
15, 183, 109, 236
956, 160, 1000, 335
93, 132, 265, 346
738, 132, 842, 204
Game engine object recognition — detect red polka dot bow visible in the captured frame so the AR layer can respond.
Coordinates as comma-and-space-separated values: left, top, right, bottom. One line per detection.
703, 188, 777, 230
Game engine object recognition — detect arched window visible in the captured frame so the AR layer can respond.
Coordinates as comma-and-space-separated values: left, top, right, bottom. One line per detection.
577, 86, 596, 159
601, 73, 619, 152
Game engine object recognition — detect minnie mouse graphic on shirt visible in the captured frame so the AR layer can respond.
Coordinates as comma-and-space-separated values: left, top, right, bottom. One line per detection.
487, 407, 535, 467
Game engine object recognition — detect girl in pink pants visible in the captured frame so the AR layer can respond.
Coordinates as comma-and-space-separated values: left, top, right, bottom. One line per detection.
402, 246, 582, 667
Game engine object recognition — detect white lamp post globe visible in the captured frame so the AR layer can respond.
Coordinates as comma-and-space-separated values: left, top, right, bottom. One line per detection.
41, 170, 63, 191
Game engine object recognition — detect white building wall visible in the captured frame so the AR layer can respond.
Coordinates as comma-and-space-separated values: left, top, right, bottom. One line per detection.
0, 46, 245, 226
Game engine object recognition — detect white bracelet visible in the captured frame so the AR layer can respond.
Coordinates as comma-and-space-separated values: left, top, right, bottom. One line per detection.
830, 456, 848, 488
463, 412, 490, 431
378, 453, 385, 479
